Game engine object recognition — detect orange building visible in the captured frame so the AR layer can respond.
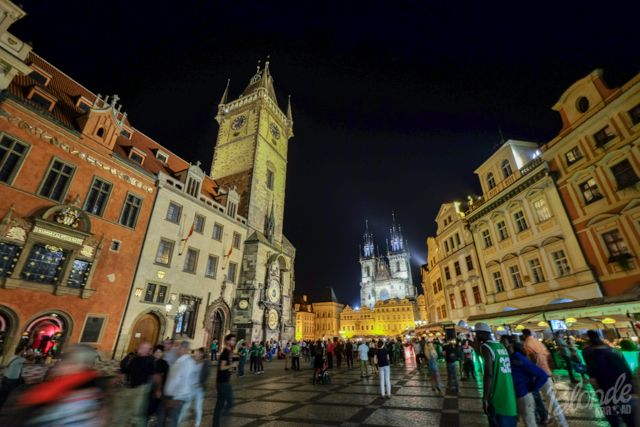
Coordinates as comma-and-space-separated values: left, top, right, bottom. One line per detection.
542, 70, 640, 296
0, 52, 162, 362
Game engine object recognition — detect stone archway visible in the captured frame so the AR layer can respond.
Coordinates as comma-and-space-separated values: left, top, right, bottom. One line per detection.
118, 308, 167, 360
203, 297, 231, 349
21, 309, 74, 357
0, 305, 20, 364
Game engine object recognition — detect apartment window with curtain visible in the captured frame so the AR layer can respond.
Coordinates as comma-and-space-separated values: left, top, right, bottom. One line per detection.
449, 294, 457, 309
514, 211, 528, 232
460, 290, 469, 307
529, 258, 545, 283
493, 271, 505, 292
509, 265, 523, 288
497, 221, 509, 241
602, 230, 630, 260
533, 198, 552, 222
551, 250, 571, 277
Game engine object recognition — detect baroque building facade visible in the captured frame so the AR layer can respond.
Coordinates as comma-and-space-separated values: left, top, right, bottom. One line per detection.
359, 215, 416, 310
312, 287, 343, 340
294, 295, 315, 342
340, 296, 427, 339
211, 61, 297, 343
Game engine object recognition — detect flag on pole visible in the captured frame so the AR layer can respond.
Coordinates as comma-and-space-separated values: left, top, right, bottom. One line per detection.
223, 235, 233, 269
179, 217, 195, 255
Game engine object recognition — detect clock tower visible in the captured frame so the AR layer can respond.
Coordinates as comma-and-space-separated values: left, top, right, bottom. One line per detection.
211, 60, 297, 343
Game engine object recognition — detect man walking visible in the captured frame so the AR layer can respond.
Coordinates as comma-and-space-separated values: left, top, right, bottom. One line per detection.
213, 334, 239, 427
358, 340, 370, 377
291, 341, 300, 370
345, 340, 354, 368
443, 338, 460, 392
555, 331, 579, 383
336, 340, 344, 368
249, 342, 257, 372
0, 347, 26, 411
156, 341, 195, 427
474, 323, 517, 427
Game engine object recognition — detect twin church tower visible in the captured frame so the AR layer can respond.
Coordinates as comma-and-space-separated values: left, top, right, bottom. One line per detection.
359, 214, 417, 309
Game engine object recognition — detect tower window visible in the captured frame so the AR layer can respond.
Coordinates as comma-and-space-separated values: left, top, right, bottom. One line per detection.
266, 170, 274, 190
486, 172, 496, 190
396, 261, 400, 271
227, 202, 237, 218
96, 127, 105, 138
501, 159, 513, 179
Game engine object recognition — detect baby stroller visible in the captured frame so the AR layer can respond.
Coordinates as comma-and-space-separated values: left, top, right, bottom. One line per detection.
313, 358, 331, 385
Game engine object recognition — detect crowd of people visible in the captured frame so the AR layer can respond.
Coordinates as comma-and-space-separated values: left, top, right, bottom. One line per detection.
0, 326, 637, 427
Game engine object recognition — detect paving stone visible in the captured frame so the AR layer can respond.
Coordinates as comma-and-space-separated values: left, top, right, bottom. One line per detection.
363, 408, 441, 426
283, 404, 363, 422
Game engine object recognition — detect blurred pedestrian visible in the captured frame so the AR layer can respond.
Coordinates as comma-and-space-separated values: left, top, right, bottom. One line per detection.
377, 341, 391, 399
210, 339, 218, 362
256, 342, 265, 374
291, 341, 300, 371
443, 338, 460, 392
345, 340, 354, 368
249, 342, 258, 372
163, 339, 178, 367
156, 341, 195, 427
213, 334, 238, 427
238, 342, 247, 378
461, 339, 475, 380
0, 347, 27, 411
555, 332, 579, 384
426, 342, 442, 393
179, 347, 209, 427
336, 340, 343, 368
284, 342, 291, 370
327, 340, 335, 368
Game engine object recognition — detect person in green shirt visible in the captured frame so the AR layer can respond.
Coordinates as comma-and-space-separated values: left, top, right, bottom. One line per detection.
256, 342, 265, 374
474, 322, 517, 427
211, 339, 218, 362
249, 342, 258, 372
238, 343, 247, 378
291, 341, 300, 371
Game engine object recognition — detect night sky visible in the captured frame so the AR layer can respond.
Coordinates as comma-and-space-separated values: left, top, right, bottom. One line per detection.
13, 1, 640, 307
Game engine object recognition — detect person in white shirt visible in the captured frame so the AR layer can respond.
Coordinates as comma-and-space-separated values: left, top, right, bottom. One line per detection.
178, 347, 210, 427
358, 341, 370, 377
156, 341, 195, 427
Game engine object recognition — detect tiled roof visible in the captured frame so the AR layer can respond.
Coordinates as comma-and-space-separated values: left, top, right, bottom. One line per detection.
7, 52, 218, 197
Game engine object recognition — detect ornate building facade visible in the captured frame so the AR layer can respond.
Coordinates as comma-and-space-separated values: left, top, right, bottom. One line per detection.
294, 295, 315, 342
359, 215, 416, 310
313, 287, 343, 340
340, 296, 427, 339
211, 61, 297, 343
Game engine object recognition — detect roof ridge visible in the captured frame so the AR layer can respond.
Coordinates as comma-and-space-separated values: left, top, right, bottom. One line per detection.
29, 52, 97, 100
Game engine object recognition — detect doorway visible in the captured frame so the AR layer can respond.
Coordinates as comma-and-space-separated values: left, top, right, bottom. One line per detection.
21, 315, 66, 358
212, 310, 225, 348
128, 313, 160, 354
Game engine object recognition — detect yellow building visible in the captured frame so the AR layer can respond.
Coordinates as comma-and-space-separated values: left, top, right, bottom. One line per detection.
312, 287, 344, 340
340, 305, 375, 338
294, 295, 315, 342
339, 297, 426, 339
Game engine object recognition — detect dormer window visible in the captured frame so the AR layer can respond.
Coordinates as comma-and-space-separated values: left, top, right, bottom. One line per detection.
501, 159, 512, 178
155, 149, 169, 164
186, 177, 200, 197
27, 88, 56, 111
487, 172, 496, 190
629, 103, 640, 126
593, 126, 615, 148
77, 100, 91, 112
27, 65, 51, 86
129, 148, 145, 165
227, 201, 237, 218
121, 129, 131, 139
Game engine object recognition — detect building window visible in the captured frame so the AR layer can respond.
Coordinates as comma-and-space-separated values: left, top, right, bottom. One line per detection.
228, 262, 238, 283
166, 202, 182, 223
96, 127, 105, 138
79, 315, 106, 343
466, 255, 474, 271
174, 296, 201, 338
227, 201, 237, 218
212, 223, 223, 241
444, 240, 449, 252
580, 178, 603, 205
119, 193, 143, 228
501, 159, 513, 178
28, 69, 49, 86
493, 271, 504, 293
39, 158, 76, 202
533, 198, 552, 222
155, 239, 174, 266
130, 151, 144, 165
611, 160, 639, 190
84, 177, 112, 217
473, 286, 481, 305
577, 97, 589, 113
266, 170, 274, 190
21, 245, 66, 284
67, 260, 90, 288
0, 243, 21, 277
454, 261, 461, 276
437, 278, 442, 292
186, 178, 201, 198
445, 267, 451, 280
366, 266, 370, 276
455, 233, 461, 246
602, 230, 630, 260
482, 230, 493, 248
120, 129, 131, 139
29, 91, 54, 111
433, 284, 437, 296
109, 240, 122, 253
156, 152, 168, 163
233, 232, 241, 249
509, 265, 523, 288
460, 290, 469, 307
529, 258, 545, 283
205, 255, 218, 278
565, 147, 583, 165
593, 126, 615, 148
497, 221, 509, 241
0, 135, 29, 184
628, 103, 640, 125
194, 215, 205, 233
514, 211, 528, 233
487, 172, 496, 190
441, 305, 447, 318
183, 248, 198, 273
551, 250, 571, 277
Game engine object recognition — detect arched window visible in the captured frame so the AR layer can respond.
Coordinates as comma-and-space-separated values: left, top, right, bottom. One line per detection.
501, 159, 513, 178
487, 172, 496, 190
96, 127, 104, 138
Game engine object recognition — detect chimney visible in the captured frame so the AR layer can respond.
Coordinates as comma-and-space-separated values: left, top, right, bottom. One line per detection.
303, 295, 307, 302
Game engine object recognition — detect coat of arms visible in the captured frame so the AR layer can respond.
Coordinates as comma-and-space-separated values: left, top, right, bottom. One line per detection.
56, 208, 81, 228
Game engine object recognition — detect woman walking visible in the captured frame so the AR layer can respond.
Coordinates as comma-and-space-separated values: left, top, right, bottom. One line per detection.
312, 342, 324, 384
377, 341, 391, 398
368, 341, 379, 376
426, 342, 443, 393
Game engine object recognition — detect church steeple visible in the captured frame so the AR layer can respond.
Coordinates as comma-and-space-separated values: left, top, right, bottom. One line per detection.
390, 211, 405, 252
287, 95, 293, 122
219, 79, 230, 105
363, 219, 375, 258
241, 56, 278, 104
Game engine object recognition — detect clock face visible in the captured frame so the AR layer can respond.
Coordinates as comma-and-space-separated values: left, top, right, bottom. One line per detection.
270, 122, 280, 140
231, 115, 246, 130
238, 299, 249, 309
268, 309, 279, 330
268, 280, 280, 303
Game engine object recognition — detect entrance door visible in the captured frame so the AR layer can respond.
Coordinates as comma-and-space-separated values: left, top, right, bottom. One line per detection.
212, 310, 224, 347
128, 314, 160, 354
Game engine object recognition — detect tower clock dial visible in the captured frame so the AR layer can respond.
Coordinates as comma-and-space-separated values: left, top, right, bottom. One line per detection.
231, 115, 247, 130
268, 280, 280, 303
269, 123, 280, 140
268, 309, 279, 330
238, 299, 249, 309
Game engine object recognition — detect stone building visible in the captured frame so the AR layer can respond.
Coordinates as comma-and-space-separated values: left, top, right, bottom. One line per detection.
293, 295, 315, 342
359, 215, 416, 310
113, 161, 248, 358
424, 237, 449, 323
466, 139, 601, 312
313, 287, 343, 340
340, 296, 427, 339
427, 202, 486, 325
210, 61, 297, 343
541, 70, 640, 296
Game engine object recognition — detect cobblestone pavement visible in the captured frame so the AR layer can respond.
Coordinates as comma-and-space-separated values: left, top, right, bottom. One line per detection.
2, 357, 611, 426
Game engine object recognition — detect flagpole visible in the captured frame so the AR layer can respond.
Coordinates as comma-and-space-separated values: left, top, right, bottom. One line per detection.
179, 213, 187, 255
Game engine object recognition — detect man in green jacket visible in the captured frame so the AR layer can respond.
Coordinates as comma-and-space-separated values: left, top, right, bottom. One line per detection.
249, 342, 258, 372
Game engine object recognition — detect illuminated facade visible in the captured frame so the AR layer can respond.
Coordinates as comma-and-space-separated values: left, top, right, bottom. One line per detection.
359, 215, 416, 310
466, 140, 601, 312
294, 295, 315, 342
425, 237, 449, 323
313, 287, 343, 340
340, 297, 426, 339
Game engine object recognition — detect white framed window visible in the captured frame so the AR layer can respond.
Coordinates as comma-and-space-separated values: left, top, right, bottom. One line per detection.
501, 159, 513, 178
551, 250, 571, 277
493, 271, 504, 292
205, 255, 218, 278
482, 230, 492, 248
497, 221, 509, 241
194, 215, 205, 233
514, 211, 528, 232
533, 198, 552, 222
212, 223, 223, 241
529, 258, 545, 283
508, 265, 523, 288
487, 172, 496, 190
